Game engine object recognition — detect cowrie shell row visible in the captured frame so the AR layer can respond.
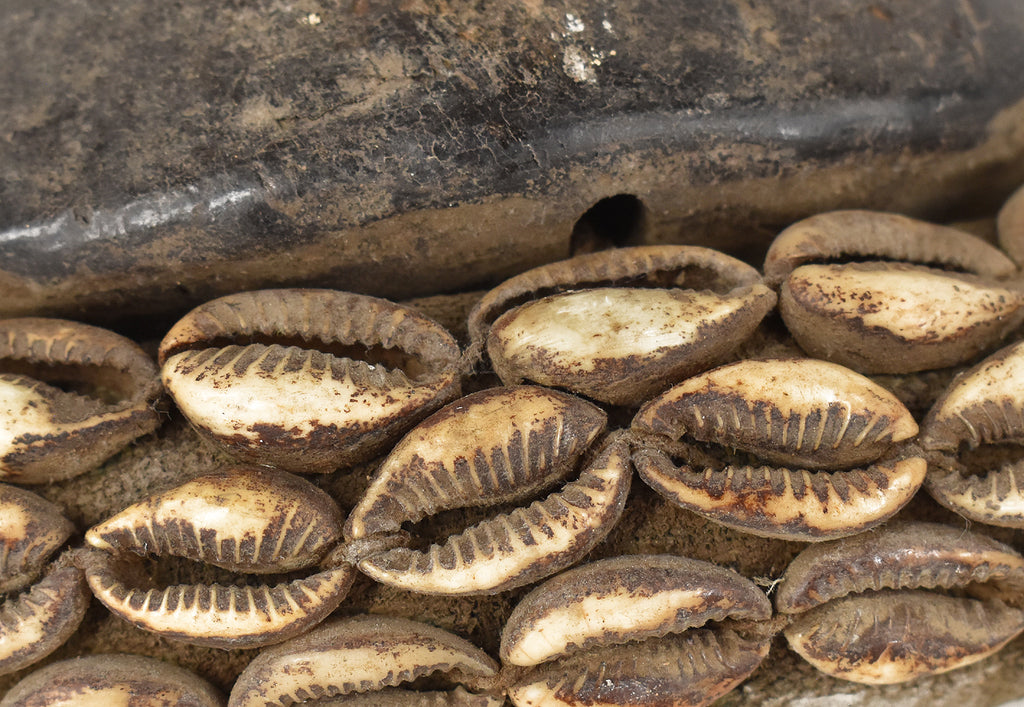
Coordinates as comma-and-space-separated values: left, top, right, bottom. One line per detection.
80, 549, 356, 649
500, 554, 771, 667
86, 466, 344, 574
470, 245, 773, 406
631, 358, 923, 540
920, 339, 1024, 526
0, 483, 74, 593
228, 615, 499, 707
355, 432, 632, 594
293, 688, 505, 706
776, 522, 1024, 684
160, 289, 461, 473
0, 654, 223, 707
0, 318, 162, 484
0, 563, 89, 677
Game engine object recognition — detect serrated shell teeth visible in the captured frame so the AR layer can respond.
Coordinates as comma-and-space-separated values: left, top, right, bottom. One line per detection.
227, 615, 499, 707
502, 555, 771, 707
356, 432, 631, 595
86, 466, 343, 574
776, 522, 1024, 684
159, 289, 462, 473
80, 549, 355, 649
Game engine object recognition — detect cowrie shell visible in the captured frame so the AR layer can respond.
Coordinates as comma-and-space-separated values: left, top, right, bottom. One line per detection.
502, 555, 771, 707
346, 386, 631, 594
776, 522, 1024, 684
764, 210, 1023, 373
469, 245, 774, 405
920, 339, 1024, 527
81, 466, 353, 648
159, 289, 461, 473
0, 318, 161, 483
631, 358, 924, 540
0, 653, 223, 707
228, 615, 500, 707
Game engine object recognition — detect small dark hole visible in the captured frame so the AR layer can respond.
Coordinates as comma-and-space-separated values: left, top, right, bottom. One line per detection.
570, 194, 647, 255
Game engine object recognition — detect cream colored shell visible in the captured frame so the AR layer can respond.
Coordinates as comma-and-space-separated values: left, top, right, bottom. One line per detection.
345, 386, 606, 540
86, 467, 343, 573
356, 435, 632, 594
500, 555, 770, 667
228, 615, 498, 707
83, 551, 355, 649
487, 285, 775, 405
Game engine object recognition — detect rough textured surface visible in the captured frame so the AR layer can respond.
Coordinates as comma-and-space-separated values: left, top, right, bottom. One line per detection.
5, 1, 1024, 329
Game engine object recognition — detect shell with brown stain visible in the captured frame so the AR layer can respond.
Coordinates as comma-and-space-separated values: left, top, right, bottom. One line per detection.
764, 210, 1024, 374
468, 245, 775, 406
775, 522, 1024, 684
0, 484, 88, 677
631, 358, 925, 541
227, 615, 501, 707
501, 555, 772, 707
344, 386, 632, 595
0, 318, 162, 484
79, 466, 354, 649
0, 653, 224, 707
159, 289, 462, 474
919, 339, 1024, 527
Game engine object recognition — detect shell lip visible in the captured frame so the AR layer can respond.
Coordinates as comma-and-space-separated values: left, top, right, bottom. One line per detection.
352, 431, 632, 595
84, 466, 345, 574
775, 521, 1024, 615
632, 445, 925, 542
466, 245, 765, 361
762, 210, 1019, 286
77, 548, 356, 648
157, 289, 461, 381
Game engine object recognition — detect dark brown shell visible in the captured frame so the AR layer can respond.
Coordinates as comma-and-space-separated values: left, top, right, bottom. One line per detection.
500, 554, 771, 667
508, 628, 770, 707
0, 562, 89, 677
228, 615, 499, 707
0, 483, 74, 593
0, 653, 224, 707
355, 433, 632, 595
784, 589, 1024, 685
86, 466, 343, 574
775, 521, 1024, 613
79, 549, 355, 649
345, 386, 607, 540
763, 210, 1018, 286
159, 289, 462, 473
0, 318, 162, 484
